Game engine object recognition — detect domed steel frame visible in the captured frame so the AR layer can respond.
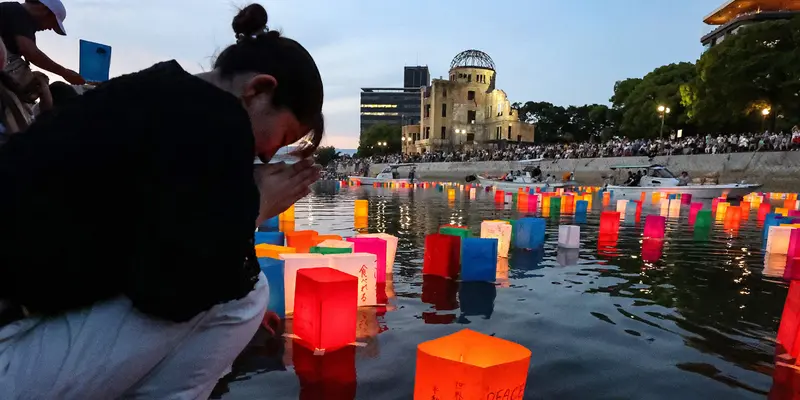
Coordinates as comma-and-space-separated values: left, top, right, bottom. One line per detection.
449, 50, 495, 71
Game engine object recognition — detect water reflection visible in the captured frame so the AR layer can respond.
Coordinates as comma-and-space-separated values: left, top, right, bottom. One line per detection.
294, 340, 356, 400
458, 281, 496, 322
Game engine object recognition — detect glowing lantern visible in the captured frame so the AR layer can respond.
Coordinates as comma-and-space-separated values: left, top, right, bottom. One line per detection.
314, 234, 343, 244
423, 234, 461, 279
784, 229, 800, 280
575, 200, 588, 216
644, 215, 666, 239
494, 190, 505, 203
255, 231, 284, 246
651, 192, 661, 204
259, 215, 280, 232
615, 200, 628, 217
310, 246, 352, 255
786, 199, 796, 210
715, 202, 730, 220
768, 226, 795, 254
777, 282, 800, 360
293, 267, 357, 351
765, 252, 788, 278
354, 216, 368, 232
549, 196, 561, 215
642, 238, 664, 262
562, 195, 574, 214
528, 193, 540, 213
599, 211, 621, 235
280, 220, 295, 233
557, 225, 580, 249
255, 243, 296, 259
286, 230, 319, 253
740, 201, 751, 220
327, 253, 378, 306
777, 207, 789, 217
681, 193, 692, 205
354, 199, 369, 218
668, 199, 681, 218
694, 210, 712, 229
541, 196, 551, 214
724, 206, 742, 225
481, 220, 512, 258
448, 188, 456, 201
280, 253, 326, 315
659, 199, 669, 217
346, 237, 387, 283
602, 191, 610, 206
514, 218, 546, 249
258, 257, 286, 319
470, 187, 477, 199
518, 193, 529, 211
293, 341, 357, 399
461, 237, 499, 282
582, 194, 592, 210
280, 204, 296, 221
440, 225, 470, 240
711, 197, 720, 214
414, 329, 531, 400
758, 203, 772, 221
358, 233, 398, 274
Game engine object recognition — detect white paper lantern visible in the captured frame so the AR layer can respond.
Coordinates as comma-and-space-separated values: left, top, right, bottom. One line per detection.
668, 199, 681, 218
327, 253, 379, 306
357, 233, 398, 274
469, 187, 477, 200
480, 220, 512, 258
558, 225, 580, 249
279, 253, 326, 315
616, 200, 628, 217
767, 226, 795, 254
315, 239, 354, 250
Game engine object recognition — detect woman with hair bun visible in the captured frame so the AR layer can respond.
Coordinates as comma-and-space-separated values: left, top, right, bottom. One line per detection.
0, 4, 322, 398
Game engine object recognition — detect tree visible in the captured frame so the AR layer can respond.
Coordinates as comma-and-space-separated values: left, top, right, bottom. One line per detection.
517, 102, 618, 142
685, 17, 800, 132
610, 78, 643, 110
357, 124, 401, 157
314, 146, 339, 167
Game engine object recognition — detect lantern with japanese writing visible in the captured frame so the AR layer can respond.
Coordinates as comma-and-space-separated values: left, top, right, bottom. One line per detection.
357, 233, 398, 275
293, 267, 357, 351
354, 199, 369, 218
481, 220, 512, 258
346, 237, 387, 283
258, 257, 286, 319
294, 340, 357, 400
280, 253, 326, 315
423, 233, 461, 279
557, 225, 580, 249
327, 253, 378, 306
767, 226, 795, 254
286, 230, 319, 253
256, 243, 296, 259
255, 231, 284, 246
461, 237, 499, 282
644, 215, 666, 239
599, 211, 621, 235
513, 218, 546, 249
414, 329, 531, 400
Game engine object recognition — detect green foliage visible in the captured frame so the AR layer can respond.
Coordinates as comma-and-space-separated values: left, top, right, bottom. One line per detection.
517, 102, 617, 143
313, 146, 339, 167
357, 124, 401, 157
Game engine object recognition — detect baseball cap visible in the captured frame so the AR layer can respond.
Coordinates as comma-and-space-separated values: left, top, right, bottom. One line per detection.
38, 0, 67, 36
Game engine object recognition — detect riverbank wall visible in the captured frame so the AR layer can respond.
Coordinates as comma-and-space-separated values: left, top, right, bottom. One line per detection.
338, 152, 800, 192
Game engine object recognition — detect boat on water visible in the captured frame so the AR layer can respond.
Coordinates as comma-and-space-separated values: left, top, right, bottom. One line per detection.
472, 159, 577, 191
604, 164, 761, 200
349, 163, 415, 185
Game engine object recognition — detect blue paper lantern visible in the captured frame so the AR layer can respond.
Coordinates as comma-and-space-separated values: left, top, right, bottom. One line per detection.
255, 231, 284, 246
575, 200, 588, 214
257, 215, 280, 232
763, 213, 785, 241
514, 218, 546, 249
258, 258, 286, 319
461, 238, 498, 282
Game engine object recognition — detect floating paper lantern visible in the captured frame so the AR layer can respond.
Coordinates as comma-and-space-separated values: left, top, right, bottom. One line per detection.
423, 234, 461, 279
481, 220, 512, 258
711, 197, 720, 214
514, 218, 546, 249
258, 257, 286, 319
293, 340, 357, 399
644, 215, 666, 239
602, 191, 611, 206
256, 243, 296, 259
280, 220, 295, 233
280, 204, 296, 221
354, 199, 369, 218
777, 282, 800, 361
518, 193, 529, 211
447, 189, 456, 201
616, 200, 628, 217
255, 231, 284, 246
599, 211, 621, 235
494, 190, 505, 203
777, 207, 789, 217
651, 192, 661, 204
758, 203, 772, 221
681, 193, 692, 205
575, 200, 588, 216
354, 216, 368, 232
694, 210, 712, 229
461, 237, 499, 282
784, 229, 800, 280
562, 194, 574, 214
281, 253, 326, 315
293, 267, 357, 351
528, 193, 540, 213
641, 238, 664, 263
358, 233, 398, 274
440, 225, 470, 240
557, 225, 580, 249
315, 239, 354, 251
315, 234, 343, 244
715, 202, 730, 220
346, 237, 387, 283
725, 206, 742, 225
310, 246, 352, 255
668, 199, 681, 218
764, 252, 788, 278
327, 253, 378, 306
470, 187, 477, 200
740, 201, 751, 219
786, 199, 796, 211
505, 193, 513, 204
541, 196, 551, 214
422, 274, 459, 311
764, 213, 786, 240
768, 226, 795, 254
258, 215, 280, 232
414, 329, 531, 400
549, 197, 561, 215
286, 230, 319, 253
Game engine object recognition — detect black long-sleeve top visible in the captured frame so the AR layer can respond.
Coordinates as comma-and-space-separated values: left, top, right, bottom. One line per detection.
0, 61, 261, 322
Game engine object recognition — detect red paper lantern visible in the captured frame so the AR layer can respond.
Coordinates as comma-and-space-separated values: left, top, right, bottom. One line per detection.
494, 190, 505, 203
423, 233, 461, 279
599, 211, 621, 235
294, 339, 356, 400
688, 203, 703, 225
643, 215, 666, 239
641, 238, 664, 262
293, 267, 358, 351
777, 282, 800, 361
759, 203, 772, 221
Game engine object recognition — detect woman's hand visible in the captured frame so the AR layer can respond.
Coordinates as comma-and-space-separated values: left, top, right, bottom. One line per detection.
254, 159, 320, 226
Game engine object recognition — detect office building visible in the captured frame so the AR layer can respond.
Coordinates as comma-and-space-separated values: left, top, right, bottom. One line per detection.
404, 66, 430, 89
360, 87, 422, 134
403, 49, 534, 154
702, 0, 800, 49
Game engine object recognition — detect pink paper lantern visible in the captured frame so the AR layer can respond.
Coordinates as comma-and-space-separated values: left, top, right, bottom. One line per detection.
644, 215, 666, 239
688, 203, 703, 225
346, 237, 387, 284
642, 239, 664, 263
786, 230, 800, 281
681, 193, 692, 205
791, 210, 800, 218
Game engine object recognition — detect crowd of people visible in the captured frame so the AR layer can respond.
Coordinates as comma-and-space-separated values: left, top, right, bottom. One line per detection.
336, 130, 800, 171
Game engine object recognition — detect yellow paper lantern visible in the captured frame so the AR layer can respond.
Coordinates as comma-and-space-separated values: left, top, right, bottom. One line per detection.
481, 220, 512, 258
280, 253, 327, 315
777, 207, 789, 217
256, 243, 296, 259
716, 202, 730, 220
354, 199, 369, 218
767, 226, 795, 254
280, 204, 296, 221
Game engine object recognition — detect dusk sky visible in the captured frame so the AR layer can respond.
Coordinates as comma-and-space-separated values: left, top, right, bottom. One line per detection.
36, 0, 724, 149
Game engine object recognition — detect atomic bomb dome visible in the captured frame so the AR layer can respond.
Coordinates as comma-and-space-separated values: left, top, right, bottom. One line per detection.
449, 50, 496, 71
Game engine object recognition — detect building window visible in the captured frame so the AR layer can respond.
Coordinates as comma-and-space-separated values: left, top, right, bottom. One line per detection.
467, 91, 475, 101
443, 87, 447, 97
441, 103, 447, 117
425, 104, 430, 118
495, 126, 500, 140
517, 135, 521, 142
489, 105, 492, 116
507, 125, 512, 140
425, 127, 430, 139
441, 126, 446, 140
467, 133, 475, 142
467, 110, 476, 123
467, 74, 472, 83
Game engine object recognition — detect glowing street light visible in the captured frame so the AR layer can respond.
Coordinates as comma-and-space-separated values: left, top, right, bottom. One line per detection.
657, 105, 671, 140
762, 108, 771, 131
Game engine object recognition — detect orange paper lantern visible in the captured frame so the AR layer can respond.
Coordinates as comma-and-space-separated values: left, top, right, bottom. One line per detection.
414, 329, 531, 400
256, 243, 296, 259
286, 230, 319, 253
280, 204, 296, 221
314, 234, 343, 244
280, 220, 295, 233
293, 267, 357, 351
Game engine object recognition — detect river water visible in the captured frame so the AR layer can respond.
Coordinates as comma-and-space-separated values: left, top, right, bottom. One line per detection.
212, 184, 792, 399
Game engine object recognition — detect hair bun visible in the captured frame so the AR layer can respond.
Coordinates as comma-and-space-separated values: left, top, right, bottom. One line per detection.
232, 4, 268, 37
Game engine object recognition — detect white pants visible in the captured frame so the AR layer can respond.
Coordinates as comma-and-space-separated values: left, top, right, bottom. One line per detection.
0, 272, 268, 400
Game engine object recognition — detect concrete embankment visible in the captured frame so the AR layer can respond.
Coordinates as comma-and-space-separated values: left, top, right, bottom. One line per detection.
339, 152, 800, 192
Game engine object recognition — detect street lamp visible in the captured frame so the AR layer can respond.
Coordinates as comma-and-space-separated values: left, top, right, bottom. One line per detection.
762, 108, 771, 131
657, 105, 671, 140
